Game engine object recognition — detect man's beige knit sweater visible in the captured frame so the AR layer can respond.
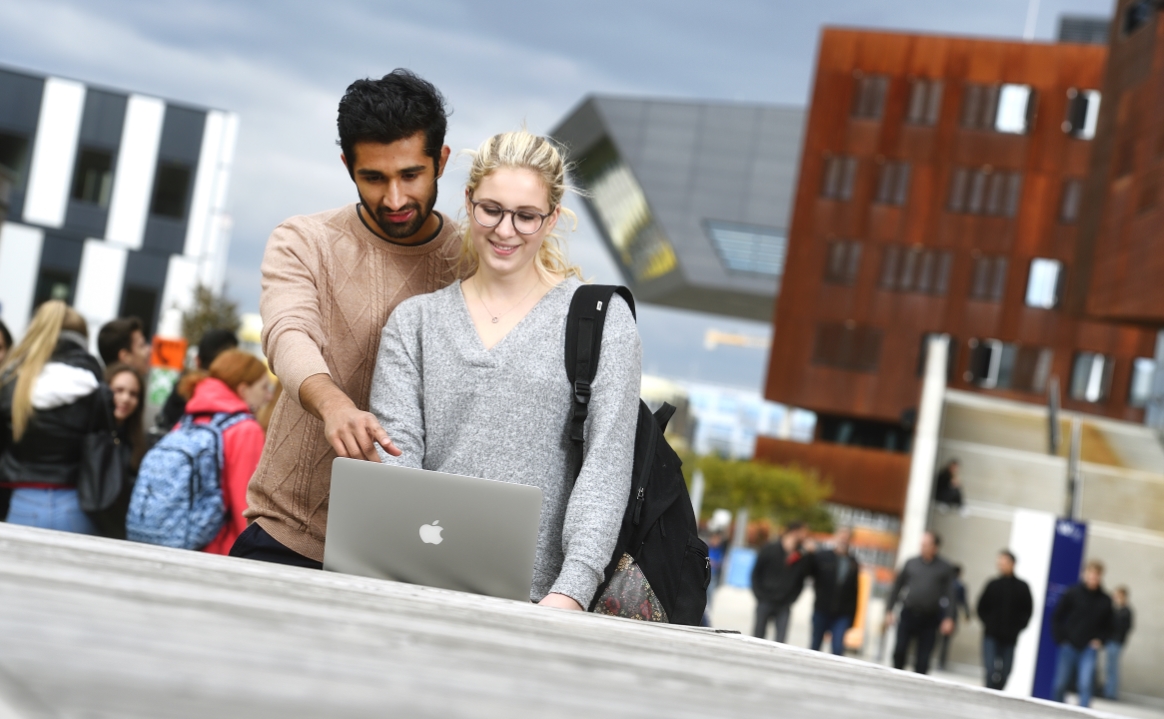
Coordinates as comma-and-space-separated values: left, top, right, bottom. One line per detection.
244, 204, 461, 562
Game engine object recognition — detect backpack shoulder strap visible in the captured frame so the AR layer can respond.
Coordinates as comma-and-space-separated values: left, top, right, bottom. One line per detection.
564, 284, 636, 444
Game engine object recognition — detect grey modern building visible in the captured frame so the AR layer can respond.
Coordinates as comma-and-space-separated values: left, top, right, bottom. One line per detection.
0, 65, 237, 342
550, 96, 804, 322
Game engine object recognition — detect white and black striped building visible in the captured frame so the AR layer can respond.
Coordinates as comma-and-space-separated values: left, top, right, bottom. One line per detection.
0, 65, 237, 343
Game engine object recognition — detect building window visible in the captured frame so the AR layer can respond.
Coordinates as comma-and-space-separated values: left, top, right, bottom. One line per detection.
875, 162, 911, 205
812, 323, 883, 372
879, 245, 952, 295
1129, 357, 1157, 408
1063, 89, 1101, 140
120, 285, 159, 338
967, 339, 1053, 393
824, 240, 862, 285
1070, 352, 1114, 402
0, 131, 31, 187
33, 269, 74, 307
852, 74, 889, 120
150, 161, 192, 219
948, 167, 1023, 217
1138, 168, 1161, 214
961, 83, 1036, 134
906, 79, 943, 126
705, 221, 786, 277
970, 256, 1008, 302
1124, 0, 1154, 35
1025, 258, 1064, 309
1060, 179, 1084, 223
821, 155, 858, 200
70, 148, 115, 207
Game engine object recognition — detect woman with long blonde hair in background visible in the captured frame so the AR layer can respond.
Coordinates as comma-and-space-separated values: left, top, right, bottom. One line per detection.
0, 301, 107, 534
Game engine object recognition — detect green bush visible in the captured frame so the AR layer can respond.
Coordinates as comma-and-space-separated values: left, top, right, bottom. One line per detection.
688, 454, 834, 532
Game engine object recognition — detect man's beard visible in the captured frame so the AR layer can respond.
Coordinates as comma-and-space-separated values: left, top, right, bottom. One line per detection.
359, 181, 439, 240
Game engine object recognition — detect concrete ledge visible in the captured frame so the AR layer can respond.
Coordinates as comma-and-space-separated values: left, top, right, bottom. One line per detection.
0, 524, 1121, 718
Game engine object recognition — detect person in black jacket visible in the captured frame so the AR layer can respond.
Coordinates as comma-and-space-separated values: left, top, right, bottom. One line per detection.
808, 526, 860, 655
751, 521, 810, 643
0, 301, 107, 534
152, 328, 239, 438
976, 550, 1033, 690
1104, 586, 1133, 700
1051, 560, 1113, 708
885, 531, 957, 674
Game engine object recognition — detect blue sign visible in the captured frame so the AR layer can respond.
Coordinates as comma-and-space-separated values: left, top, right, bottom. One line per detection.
1032, 519, 1087, 700
724, 547, 757, 588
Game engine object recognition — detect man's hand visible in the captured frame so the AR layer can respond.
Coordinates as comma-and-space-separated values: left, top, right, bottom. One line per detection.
883, 612, 897, 629
300, 374, 400, 461
940, 618, 955, 636
1090, 639, 1102, 650
538, 593, 584, 611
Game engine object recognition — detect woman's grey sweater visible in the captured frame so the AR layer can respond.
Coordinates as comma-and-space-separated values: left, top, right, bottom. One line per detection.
369, 278, 641, 606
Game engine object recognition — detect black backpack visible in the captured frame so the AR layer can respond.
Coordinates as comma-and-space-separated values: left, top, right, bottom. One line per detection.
565, 284, 710, 625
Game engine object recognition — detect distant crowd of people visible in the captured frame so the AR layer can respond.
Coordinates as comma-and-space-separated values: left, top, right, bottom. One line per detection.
0, 304, 273, 554
740, 523, 1133, 706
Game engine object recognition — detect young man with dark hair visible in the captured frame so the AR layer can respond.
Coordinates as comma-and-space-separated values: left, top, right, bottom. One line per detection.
885, 530, 957, 674
154, 328, 240, 432
233, 69, 461, 569
1105, 586, 1133, 700
977, 549, 1033, 690
97, 317, 150, 375
751, 521, 811, 643
1052, 560, 1113, 707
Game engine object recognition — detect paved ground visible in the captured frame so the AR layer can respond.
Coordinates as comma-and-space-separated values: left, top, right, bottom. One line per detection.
0, 523, 1140, 718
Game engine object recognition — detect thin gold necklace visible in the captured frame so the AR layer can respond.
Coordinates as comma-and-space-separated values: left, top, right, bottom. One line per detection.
474, 278, 540, 324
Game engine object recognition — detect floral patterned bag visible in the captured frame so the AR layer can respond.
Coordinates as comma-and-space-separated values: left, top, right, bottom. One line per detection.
590, 553, 669, 622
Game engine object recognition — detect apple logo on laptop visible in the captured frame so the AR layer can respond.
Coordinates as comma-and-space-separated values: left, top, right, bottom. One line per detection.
419, 520, 444, 545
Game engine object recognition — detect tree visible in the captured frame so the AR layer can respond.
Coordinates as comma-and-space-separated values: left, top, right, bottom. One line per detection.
691, 455, 834, 532
181, 283, 240, 348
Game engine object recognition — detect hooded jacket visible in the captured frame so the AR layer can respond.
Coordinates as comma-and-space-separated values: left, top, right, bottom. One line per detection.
180, 377, 265, 555
0, 332, 105, 489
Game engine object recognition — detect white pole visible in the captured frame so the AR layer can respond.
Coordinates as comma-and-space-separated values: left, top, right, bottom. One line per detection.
1023, 0, 1041, 40
690, 469, 705, 519
898, 335, 949, 569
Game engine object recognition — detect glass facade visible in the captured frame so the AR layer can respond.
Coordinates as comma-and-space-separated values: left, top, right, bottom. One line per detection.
704, 220, 786, 277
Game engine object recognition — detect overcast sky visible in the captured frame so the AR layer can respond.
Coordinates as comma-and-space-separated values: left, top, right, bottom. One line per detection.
0, 0, 1113, 392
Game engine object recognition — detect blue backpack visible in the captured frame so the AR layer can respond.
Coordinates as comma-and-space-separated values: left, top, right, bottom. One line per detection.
127, 411, 252, 549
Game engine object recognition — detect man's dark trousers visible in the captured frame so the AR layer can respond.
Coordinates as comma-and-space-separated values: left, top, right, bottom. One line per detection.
893, 608, 941, 674
229, 522, 323, 570
754, 600, 792, 642
983, 636, 1016, 689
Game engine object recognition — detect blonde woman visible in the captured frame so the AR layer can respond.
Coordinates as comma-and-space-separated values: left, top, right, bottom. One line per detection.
370, 130, 641, 611
0, 301, 106, 534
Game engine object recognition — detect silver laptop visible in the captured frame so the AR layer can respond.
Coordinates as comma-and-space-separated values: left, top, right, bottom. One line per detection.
323, 457, 542, 602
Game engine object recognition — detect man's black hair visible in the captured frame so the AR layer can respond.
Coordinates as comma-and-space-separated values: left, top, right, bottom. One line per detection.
197, 328, 239, 370
337, 69, 449, 176
925, 530, 942, 547
784, 520, 806, 534
0, 318, 12, 353
97, 317, 144, 366
1000, 549, 1017, 564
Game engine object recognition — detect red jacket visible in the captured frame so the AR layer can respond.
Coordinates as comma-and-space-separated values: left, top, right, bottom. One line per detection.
182, 378, 265, 555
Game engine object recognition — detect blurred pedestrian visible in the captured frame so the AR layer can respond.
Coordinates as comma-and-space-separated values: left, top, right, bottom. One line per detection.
0, 301, 105, 534
153, 328, 239, 436
1051, 559, 1113, 708
89, 364, 147, 538
976, 550, 1033, 690
885, 531, 957, 674
751, 520, 811, 642
234, 70, 461, 569
174, 350, 270, 554
934, 459, 963, 508
97, 317, 151, 376
938, 564, 971, 669
1104, 586, 1133, 700
808, 526, 860, 655
0, 318, 12, 366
